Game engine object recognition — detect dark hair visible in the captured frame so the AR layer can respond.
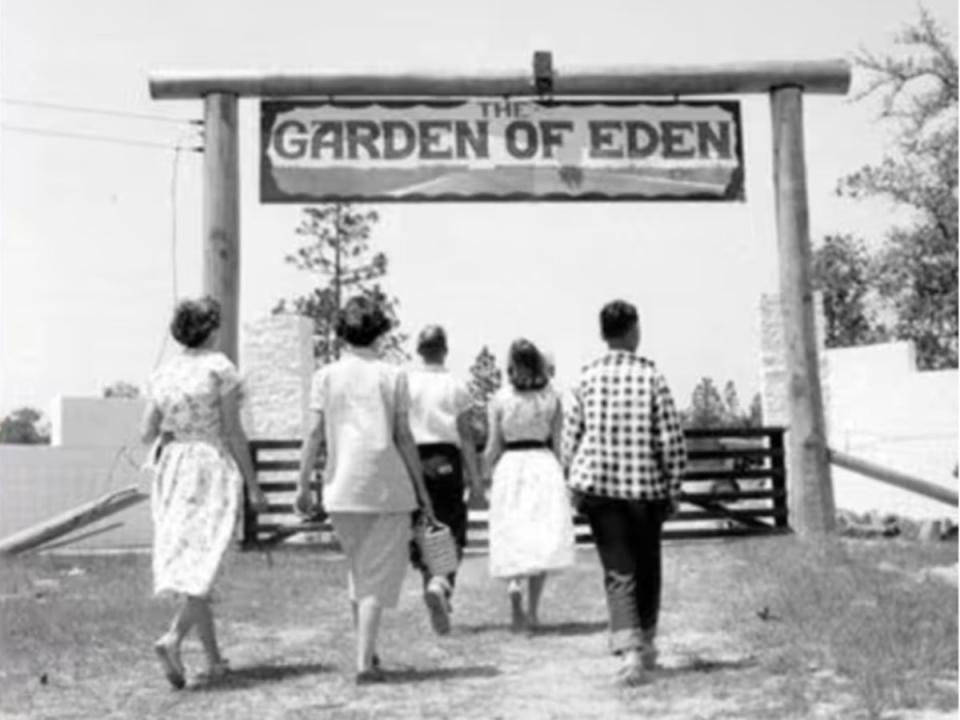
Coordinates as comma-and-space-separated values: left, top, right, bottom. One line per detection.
507, 339, 549, 391
600, 300, 639, 341
417, 325, 448, 362
336, 296, 392, 348
171, 296, 221, 348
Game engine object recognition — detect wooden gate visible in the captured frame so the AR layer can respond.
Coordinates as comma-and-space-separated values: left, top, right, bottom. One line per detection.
241, 427, 788, 549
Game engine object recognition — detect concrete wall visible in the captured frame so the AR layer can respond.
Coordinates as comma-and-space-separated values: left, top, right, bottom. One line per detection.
761, 291, 957, 521
50, 397, 146, 447
241, 313, 315, 440
0, 445, 152, 549
826, 342, 958, 520
759, 293, 828, 428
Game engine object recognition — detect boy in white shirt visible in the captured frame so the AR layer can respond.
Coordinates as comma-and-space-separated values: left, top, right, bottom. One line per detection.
407, 325, 483, 635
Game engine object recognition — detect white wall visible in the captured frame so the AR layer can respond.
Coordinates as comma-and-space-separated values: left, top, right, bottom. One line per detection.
825, 342, 958, 520
0, 445, 152, 549
51, 396, 146, 447
3, 397, 152, 549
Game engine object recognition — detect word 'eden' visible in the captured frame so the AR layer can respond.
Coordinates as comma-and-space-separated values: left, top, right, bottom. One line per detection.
271, 119, 734, 162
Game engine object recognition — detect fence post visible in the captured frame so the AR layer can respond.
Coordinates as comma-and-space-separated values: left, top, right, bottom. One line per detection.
241, 442, 259, 547
769, 428, 789, 529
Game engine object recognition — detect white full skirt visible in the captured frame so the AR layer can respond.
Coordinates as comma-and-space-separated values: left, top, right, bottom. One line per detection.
488, 450, 576, 578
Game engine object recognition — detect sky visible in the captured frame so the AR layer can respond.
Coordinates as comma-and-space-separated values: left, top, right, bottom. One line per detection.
0, 0, 956, 420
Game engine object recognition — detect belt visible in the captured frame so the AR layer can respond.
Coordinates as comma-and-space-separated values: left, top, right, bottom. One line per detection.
504, 440, 550, 451
417, 442, 460, 453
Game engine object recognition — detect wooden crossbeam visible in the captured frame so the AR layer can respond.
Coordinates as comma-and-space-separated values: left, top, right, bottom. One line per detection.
150, 60, 850, 99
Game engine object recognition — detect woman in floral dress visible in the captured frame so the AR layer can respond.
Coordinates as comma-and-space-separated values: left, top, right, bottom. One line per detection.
141, 297, 267, 689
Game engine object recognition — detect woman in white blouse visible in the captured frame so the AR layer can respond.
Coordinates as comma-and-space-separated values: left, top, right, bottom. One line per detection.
296, 296, 436, 684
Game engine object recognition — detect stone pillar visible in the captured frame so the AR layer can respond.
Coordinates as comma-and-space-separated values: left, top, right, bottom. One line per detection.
760, 293, 830, 527
241, 314, 315, 440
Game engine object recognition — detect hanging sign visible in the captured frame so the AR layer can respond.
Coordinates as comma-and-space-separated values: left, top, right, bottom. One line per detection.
261, 99, 744, 202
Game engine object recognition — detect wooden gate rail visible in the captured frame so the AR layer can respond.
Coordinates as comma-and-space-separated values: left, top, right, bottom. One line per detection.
242, 427, 789, 548
827, 447, 958, 507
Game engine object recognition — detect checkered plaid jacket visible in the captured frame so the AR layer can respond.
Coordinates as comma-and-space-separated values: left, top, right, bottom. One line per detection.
562, 350, 687, 500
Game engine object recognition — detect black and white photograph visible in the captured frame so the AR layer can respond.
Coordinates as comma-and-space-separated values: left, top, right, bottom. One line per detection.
0, 0, 957, 717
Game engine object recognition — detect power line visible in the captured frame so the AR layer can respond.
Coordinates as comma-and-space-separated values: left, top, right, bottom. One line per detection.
170, 148, 182, 302
153, 127, 196, 369
1, 97, 200, 126
1, 123, 203, 152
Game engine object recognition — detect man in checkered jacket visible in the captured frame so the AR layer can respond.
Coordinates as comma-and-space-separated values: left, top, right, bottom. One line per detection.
562, 299, 687, 686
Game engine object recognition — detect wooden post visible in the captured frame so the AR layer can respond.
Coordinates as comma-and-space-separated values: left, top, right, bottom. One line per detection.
770, 86, 836, 534
203, 93, 240, 361
769, 429, 789, 529
241, 442, 259, 547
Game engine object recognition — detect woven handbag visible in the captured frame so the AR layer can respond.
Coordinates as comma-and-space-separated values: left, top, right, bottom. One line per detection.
413, 517, 459, 576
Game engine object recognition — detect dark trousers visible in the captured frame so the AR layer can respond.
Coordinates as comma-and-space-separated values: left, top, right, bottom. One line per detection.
580, 495, 668, 654
410, 443, 467, 592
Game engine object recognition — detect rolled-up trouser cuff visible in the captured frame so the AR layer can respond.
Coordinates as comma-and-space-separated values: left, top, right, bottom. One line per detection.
609, 625, 657, 655
609, 627, 645, 654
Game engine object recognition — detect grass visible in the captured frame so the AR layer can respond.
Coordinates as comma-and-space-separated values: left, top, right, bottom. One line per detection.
733, 537, 958, 719
0, 535, 956, 720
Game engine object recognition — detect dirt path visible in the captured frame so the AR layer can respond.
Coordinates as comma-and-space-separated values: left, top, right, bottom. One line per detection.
202, 551, 794, 720
445, 553, 772, 720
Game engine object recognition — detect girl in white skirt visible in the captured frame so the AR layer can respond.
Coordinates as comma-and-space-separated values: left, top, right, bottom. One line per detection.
484, 339, 576, 632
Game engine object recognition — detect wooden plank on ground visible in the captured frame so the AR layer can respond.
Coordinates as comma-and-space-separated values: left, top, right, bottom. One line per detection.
0, 486, 147, 557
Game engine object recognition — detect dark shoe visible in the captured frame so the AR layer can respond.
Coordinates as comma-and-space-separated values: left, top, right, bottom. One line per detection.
509, 587, 526, 633
641, 627, 658, 670
355, 667, 387, 685
154, 638, 186, 690
525, 616, 541, 637
641, 646, 658, 671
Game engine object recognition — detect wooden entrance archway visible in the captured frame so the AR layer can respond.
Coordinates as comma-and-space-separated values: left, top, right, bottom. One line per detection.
148, 57, 850, 534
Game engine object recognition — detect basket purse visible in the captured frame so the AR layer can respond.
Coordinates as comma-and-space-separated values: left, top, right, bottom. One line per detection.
413, 516, 459, 576
392, 370, 459, 576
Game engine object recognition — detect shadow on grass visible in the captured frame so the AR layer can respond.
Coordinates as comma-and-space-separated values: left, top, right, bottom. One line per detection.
655, 654, 759, 679
378, 665, 500, 684
192, 660, 332, 692
528, 621, 607, 637
458, 620, 606, 637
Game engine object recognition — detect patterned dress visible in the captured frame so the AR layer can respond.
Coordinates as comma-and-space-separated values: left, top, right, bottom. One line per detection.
488, 386, 576, 578
147, 349, 243, 598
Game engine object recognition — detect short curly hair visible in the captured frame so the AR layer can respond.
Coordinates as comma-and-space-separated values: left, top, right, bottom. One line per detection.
507, 338, 549, 391
336, 296, 392, 348
171, 296, 221, 348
